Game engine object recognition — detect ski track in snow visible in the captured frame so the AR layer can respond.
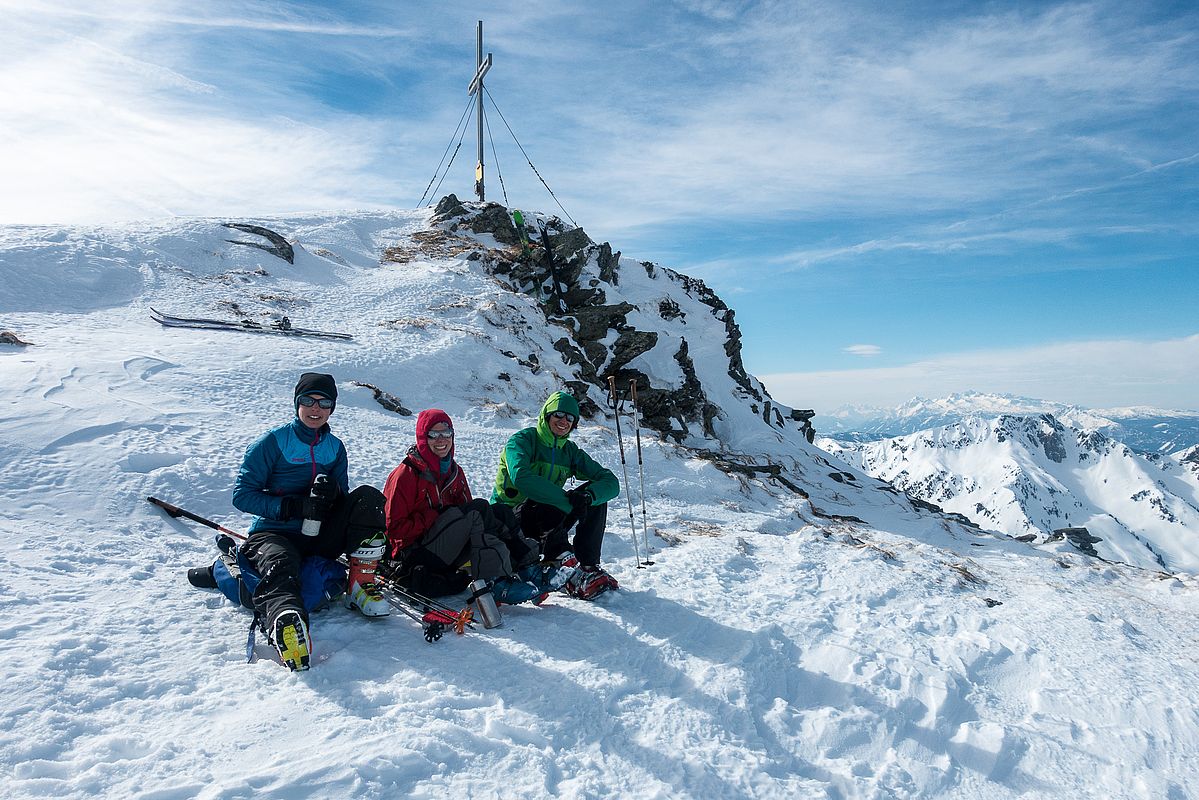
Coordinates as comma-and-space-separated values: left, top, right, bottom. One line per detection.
2, 211, 1198, 799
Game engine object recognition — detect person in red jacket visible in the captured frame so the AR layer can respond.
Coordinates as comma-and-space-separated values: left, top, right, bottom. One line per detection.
381, 409, 549, 604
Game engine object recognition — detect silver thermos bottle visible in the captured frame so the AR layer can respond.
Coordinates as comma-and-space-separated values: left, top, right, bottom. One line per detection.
470, 579, 503, 629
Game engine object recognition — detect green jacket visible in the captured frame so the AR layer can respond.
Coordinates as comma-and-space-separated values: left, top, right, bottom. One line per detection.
492, 392, 619, 512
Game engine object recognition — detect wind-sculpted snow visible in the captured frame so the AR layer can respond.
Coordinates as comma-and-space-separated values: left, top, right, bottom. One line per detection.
2, 208, 1199, 798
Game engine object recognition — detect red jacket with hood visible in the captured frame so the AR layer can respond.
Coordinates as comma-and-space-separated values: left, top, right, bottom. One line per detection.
382, 409, 472, 558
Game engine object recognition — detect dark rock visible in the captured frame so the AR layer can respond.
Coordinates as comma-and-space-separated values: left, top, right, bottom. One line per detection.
658, 298, 684, 321
674, 339, 720, 439
499, 349, 541, 374
568, 302, 636, 343
810, 506, 868, 524
609, 330, 658, 373
223, 223, 294, 264
665, 268, 760, 401
561, 286, 605, 309
468, 203, 520, 245
1054, 526, 1102, 558
552, 338, 589, 369
693, 449, 808, 496
350, 381, 412, 416
908, 496, 943, 514
549, 227, 593, 265
946, 512, 980, 529
433, 194, 468, 219
0, 331, 31, 346
596, 243, 620, 285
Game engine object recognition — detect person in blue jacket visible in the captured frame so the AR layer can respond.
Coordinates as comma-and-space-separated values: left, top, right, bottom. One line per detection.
231, 372, 389, 670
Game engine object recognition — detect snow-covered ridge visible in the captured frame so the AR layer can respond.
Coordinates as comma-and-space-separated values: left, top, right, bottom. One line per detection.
822, 390, 1199, 454
826, 412, 1199, 573
4, 206, 1199, 798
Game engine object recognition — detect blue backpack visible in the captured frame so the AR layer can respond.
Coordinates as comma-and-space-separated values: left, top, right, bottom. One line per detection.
210, 534, 346, 613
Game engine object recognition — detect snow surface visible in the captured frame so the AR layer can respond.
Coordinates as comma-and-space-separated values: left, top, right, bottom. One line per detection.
3, 210, 1199, 799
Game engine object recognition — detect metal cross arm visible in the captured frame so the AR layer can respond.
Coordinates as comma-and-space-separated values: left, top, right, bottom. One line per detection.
467, 53, 492, 96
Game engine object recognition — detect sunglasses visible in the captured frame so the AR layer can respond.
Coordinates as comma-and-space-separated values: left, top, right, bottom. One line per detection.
297, 395, 335, 409
425, 429, 454, 440
549, 410, 577, 424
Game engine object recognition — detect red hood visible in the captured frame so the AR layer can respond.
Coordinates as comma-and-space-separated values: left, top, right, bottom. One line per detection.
414, 408, 454, 472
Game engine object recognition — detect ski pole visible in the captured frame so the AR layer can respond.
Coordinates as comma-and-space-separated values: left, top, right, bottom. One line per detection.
629, 380, 654, 566
148, 496, 246, 540
607, 375, 645, 569
145, 496, 473, 636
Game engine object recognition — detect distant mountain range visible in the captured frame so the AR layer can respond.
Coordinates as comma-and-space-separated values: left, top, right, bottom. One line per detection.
823, 409, 1199, 573
819, 391, 1199, 454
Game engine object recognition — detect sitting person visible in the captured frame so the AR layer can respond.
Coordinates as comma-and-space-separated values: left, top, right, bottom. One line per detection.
381, 409, 553, 605
492, 391, 621, 600
228, 372, 389, 671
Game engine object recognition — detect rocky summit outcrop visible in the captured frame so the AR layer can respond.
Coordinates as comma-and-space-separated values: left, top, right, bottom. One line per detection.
425, 196, 812, 447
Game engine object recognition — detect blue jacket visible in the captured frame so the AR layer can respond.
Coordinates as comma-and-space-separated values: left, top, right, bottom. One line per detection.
233, 418, 350, 535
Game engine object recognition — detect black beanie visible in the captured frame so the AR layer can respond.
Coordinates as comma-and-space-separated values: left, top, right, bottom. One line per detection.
294, 372, 337, 409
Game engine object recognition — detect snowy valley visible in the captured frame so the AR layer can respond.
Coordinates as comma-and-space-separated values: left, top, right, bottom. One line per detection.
2, 202, 1199, 799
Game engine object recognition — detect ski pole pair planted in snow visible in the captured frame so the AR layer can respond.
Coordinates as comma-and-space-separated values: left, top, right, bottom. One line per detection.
606, 376, 654, 568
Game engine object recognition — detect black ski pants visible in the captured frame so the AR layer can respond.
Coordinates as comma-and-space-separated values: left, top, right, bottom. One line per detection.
512, 498, 608, 567
241, 484, 384, 627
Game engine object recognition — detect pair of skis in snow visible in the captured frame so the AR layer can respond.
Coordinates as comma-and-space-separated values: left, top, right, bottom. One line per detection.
147, 496, 471, 643
607, 376, 654, 568
149, 308, 353, 341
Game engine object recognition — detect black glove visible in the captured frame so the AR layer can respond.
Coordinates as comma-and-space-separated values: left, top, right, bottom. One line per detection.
309, 475, 339, 515
278, 480, 338, 522
565, 487, 593, 513
278, 495, 305, 520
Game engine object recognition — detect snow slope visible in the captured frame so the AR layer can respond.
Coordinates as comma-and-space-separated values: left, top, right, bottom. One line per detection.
3, 208, 1199, 799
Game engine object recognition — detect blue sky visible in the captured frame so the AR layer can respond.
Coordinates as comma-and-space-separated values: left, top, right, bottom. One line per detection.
2, 0, 1196, 411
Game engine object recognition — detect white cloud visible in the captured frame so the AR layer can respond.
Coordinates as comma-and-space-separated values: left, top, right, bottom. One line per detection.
573, 2, 1199, 234
0, 3, 406, 223
844, 344, 881, 357
760, 334, 1199, 413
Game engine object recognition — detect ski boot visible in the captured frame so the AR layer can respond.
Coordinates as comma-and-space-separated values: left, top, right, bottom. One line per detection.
565, 565, 619, 601
271, 609, 311, 671
543, 551, 580, 591
346, 533, 390, 617
490, 576, 549, 605
516, 551, 579, 593
187, 564, 217, 588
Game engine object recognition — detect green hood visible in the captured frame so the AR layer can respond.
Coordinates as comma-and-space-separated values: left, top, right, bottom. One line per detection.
535, 391, 580, 445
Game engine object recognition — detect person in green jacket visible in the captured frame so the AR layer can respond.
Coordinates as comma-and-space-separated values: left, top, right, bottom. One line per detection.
492, 391, 621, 600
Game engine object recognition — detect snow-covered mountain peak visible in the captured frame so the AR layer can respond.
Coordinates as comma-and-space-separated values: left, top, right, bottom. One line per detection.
829, 410, 1199, 573
824, 391, 1199, 454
